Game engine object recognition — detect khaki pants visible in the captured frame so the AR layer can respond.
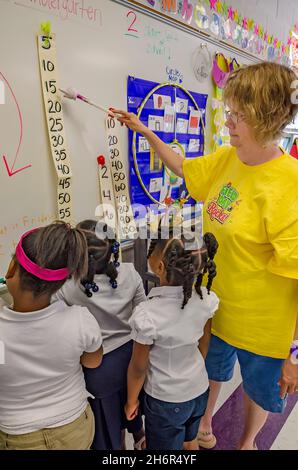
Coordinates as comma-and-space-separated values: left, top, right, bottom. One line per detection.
0, 404, 94, 450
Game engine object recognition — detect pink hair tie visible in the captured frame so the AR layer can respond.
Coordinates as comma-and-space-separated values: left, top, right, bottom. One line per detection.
15, 229, 70, 281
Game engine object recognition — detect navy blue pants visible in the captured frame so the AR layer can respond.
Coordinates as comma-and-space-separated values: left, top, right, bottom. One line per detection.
83, 340, 143, 450
143, 390, 209, 450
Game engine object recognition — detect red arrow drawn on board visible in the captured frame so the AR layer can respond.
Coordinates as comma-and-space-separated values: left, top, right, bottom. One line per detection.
0, 71, 32, 177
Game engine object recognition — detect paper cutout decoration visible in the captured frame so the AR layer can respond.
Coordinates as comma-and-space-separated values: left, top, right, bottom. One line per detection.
192, 43, 212, 83
190, 116, 199, 128
159, 141, 184, 203
194, 3, 209, 29
150, 148, 163, 172
188, 110, 200, 134
248, 33, 257, 52
138, 136, 150, 152
290, 140, 298, 160
212, 52, 230, 88
149, 177, 163, 192
143, 0, 290, 65
169, 140, 185, 156
211, 52, 240, 151
153, 93, 171, 110
210, 13, 221, 36
164, 104, 175, 132
181, 0, 194, 24
228, 6, 234, 20
148, 115, 164, 132
241, 29, 249, 49
233, 24, 242, 44
188, 139, 200, 153
255, 37, 263, 54
161, 0, 177, 13
176, 118, 188, 134
175, 97, 188, 113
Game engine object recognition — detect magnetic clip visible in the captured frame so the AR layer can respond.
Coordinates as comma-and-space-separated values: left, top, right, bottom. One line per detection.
40, 21, 52, 48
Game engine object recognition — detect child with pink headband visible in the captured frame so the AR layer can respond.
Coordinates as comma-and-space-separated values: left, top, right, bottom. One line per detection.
0, 222, 103, 450
54, 220, 146, 450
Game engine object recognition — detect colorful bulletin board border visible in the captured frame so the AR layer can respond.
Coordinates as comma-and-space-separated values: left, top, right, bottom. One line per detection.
290, 27, 298, 71
127, 75, 207, 209
130, 0, 291, 65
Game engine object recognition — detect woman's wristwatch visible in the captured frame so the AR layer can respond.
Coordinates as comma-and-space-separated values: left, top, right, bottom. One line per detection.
290, 340, 298, 364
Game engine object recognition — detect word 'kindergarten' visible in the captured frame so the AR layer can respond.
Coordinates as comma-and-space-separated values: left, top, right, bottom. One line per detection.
28, 0, 101, 23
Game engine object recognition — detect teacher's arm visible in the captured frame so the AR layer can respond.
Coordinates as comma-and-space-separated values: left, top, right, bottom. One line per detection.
114, 109, 184, 177
279, 314, 298, 398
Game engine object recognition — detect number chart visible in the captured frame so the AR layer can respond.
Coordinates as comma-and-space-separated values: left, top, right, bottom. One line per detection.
38, 32, 73, 224
127, 76, 208, 210
103, 116, 137, 240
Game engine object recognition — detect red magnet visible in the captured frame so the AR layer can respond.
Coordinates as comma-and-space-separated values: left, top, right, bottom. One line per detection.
97, 155, 105, 166
164, 197, 173, 206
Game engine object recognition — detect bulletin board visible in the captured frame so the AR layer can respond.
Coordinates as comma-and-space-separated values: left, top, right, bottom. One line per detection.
127, 75, 207, 208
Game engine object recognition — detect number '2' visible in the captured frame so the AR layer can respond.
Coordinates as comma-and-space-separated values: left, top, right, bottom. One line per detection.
127, 11, 138, 33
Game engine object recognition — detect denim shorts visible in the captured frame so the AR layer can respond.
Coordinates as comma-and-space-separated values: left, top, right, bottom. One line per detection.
143, 389, 209, 450
205, 335, 287, 413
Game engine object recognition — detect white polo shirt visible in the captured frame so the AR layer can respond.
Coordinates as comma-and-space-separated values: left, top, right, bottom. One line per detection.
55, 263, 146, 354
0, 301, 102, 434
130, 286, 219, 403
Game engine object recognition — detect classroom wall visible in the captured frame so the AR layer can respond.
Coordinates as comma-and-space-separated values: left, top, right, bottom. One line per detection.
0, 0, 254, 278
227, 0, 297, 45
0, 0, 294, 289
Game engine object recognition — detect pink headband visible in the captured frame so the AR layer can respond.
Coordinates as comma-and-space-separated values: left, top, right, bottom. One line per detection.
15, 229, 70, 281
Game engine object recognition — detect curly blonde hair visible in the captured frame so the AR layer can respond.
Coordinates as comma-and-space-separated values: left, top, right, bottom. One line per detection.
224, 62, 298, 145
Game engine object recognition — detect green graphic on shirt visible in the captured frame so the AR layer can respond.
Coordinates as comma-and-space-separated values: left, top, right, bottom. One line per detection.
217, 184, 239, 211
207, 183, 240, 224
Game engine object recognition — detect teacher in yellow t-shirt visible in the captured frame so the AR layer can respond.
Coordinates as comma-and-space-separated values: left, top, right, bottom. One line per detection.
114, 61, 298, 450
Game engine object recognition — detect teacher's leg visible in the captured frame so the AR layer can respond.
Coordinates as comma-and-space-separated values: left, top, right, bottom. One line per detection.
238, 348, 287, 450
239, 394, 268, 450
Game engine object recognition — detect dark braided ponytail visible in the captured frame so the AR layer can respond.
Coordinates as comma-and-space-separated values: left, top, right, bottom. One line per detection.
147, 238, 159, 259
194, 232, 218, 298
176, 252, 196, 309
203, 233, 218, 294
148, 221, 219, 306
76, 220, 120, 297
163, 238, 196, 309
148, 224, 197, 309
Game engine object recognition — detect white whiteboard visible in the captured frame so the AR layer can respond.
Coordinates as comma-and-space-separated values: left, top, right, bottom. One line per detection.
0, 0, 253, 276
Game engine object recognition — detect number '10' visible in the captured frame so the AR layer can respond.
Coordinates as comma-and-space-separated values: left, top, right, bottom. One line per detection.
42, 60, 55, 72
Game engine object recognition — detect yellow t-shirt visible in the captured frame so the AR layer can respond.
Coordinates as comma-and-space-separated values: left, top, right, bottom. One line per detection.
183, 146, 298, 358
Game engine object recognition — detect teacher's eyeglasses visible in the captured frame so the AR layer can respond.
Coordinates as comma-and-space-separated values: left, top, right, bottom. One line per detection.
225, 109, 245, 125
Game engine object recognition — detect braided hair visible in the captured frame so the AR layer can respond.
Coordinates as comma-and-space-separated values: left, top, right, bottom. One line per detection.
76, 220, 120, 297
148, 225, 218, 308
194, 233, 218, 300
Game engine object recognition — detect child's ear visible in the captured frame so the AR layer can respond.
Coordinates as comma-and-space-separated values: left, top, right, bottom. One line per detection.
158, 260, 166, 276
6, 259, 18, 279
